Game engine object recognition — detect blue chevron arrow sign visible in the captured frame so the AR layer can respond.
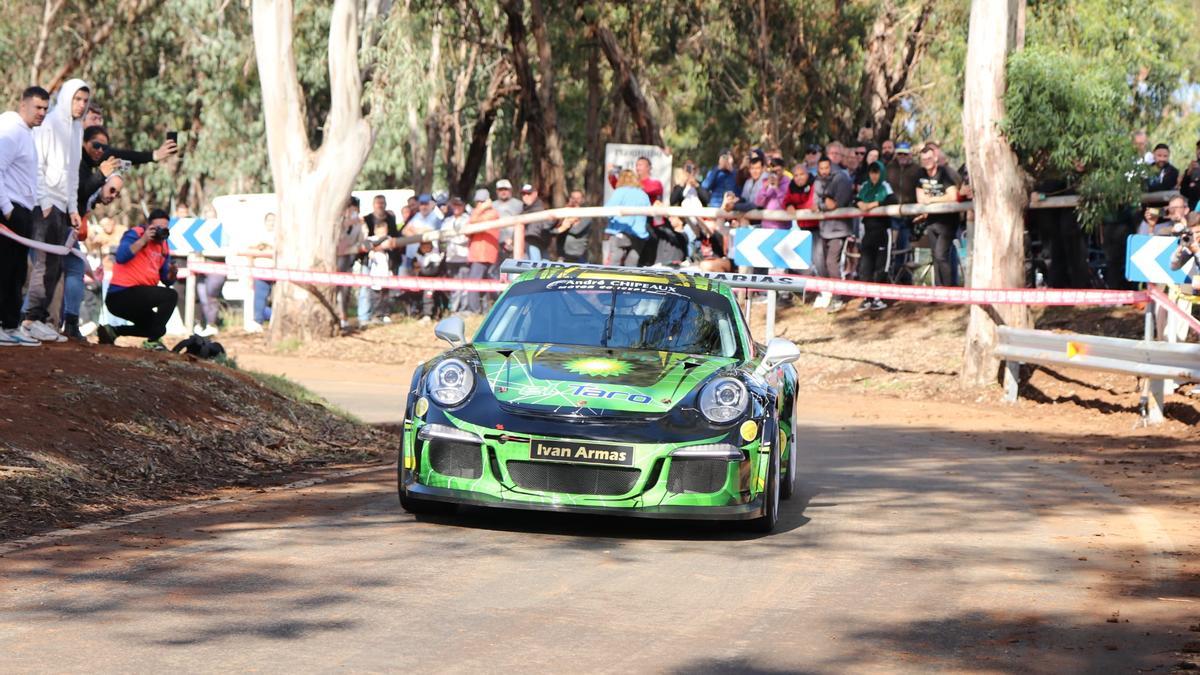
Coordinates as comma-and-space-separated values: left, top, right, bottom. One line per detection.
732, 227, 813, 270
167, 217, 225, 254
1125, 234, 1192, 284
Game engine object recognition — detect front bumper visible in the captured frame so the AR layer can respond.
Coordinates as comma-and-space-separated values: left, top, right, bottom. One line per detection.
400, 409, 774, 520
404, 482, 766, 520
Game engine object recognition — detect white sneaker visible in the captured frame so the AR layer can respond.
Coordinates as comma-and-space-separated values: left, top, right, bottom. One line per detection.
23, 320, 66, 343
198, 325, 220, 337
4, 327, 39, 347
79, 321, 97, 337
245, 322, 264, 334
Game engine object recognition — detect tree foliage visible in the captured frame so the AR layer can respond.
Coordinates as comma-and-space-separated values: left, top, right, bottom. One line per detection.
1002, 0, 1199, 227
0, 0, 1195, 217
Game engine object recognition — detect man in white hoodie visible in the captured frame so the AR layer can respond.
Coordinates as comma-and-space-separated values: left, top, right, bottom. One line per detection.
0, 87, 51, 347
23, 78, 90, 342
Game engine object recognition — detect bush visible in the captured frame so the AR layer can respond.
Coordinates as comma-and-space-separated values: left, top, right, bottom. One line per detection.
1002, 46, 1145, 229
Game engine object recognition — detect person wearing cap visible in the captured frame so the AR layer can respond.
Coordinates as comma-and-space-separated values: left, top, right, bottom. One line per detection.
701, 151, 738, 208
491, 180, 523, 260
465, 189, 500, 314
401, 193, 443, 272
886, 142, 921, 272
96, 208, 178, 349
492, 180, 523, 219
856, 161, 897, 311
803, 144, 822, 176
441, 196, 471, 312
520, 184, 552, 261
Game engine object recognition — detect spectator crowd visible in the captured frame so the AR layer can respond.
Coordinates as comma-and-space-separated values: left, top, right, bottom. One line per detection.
1, 81, 179, 348
4, 78, 1196, 343
332, 128, 1198, 322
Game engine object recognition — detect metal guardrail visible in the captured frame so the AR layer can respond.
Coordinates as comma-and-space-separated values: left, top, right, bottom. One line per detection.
995, 326, 1200, 424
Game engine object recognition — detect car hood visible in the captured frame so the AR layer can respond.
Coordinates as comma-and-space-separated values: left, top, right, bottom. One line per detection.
471, 342, 738, 414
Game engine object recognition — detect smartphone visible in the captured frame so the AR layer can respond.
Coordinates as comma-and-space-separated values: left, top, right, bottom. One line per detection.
166, 131, 178, 143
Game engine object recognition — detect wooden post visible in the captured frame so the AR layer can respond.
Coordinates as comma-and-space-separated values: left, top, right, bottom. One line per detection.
184, 255, 197, 333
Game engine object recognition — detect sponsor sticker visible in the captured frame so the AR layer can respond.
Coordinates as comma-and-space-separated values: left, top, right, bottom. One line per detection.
531, 439, 634, 466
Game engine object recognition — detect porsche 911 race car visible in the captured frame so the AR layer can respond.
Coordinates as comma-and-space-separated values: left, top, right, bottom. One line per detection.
398, 260, 802, 531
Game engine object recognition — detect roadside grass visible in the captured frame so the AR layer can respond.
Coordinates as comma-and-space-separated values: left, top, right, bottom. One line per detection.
241, 368, 364, 425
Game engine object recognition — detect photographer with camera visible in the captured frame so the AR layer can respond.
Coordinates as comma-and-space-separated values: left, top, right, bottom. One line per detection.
96, 208, 178, 349
1171, 212, 1200, 296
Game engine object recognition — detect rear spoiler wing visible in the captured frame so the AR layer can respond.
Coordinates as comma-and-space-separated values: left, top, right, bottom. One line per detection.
499, 259, 808, 293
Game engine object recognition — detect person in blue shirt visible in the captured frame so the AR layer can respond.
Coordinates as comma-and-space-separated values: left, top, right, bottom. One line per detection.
604, 169, 650, 266
700, 151, 738, 208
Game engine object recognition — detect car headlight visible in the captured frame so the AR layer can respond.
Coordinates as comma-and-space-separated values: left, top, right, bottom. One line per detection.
698, 377, 748, 424
428, 358, 474, 407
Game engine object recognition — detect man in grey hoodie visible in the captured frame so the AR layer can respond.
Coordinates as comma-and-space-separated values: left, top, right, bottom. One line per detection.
23, 78, 89, 343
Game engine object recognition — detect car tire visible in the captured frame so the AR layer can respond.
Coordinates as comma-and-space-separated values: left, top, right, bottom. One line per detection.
780, 406, 798, 501
746, 428, 780, 534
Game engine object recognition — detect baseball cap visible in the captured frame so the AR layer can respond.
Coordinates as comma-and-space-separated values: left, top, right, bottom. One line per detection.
449, 196, 465, 206
521, 183, 534, 194
495, 179, 513, 190
417, 193, 432, 204
895, 142, 912, 154
433, 191, 449, 206
472, 188, 490, 203
805, 143, 822, 154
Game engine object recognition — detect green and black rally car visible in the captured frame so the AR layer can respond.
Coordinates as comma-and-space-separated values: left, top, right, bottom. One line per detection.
398, 260, 802, 531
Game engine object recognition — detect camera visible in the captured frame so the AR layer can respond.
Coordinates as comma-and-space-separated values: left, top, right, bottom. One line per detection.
151, 225, 170, 242
1182, 231, 1194, 247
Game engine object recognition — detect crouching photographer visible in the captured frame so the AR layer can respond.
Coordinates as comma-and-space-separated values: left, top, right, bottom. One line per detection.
97, 208, 178, 349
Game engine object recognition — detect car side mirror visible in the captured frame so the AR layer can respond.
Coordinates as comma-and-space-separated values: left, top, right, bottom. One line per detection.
754, 337, 800, 378
434, 316, 467, 348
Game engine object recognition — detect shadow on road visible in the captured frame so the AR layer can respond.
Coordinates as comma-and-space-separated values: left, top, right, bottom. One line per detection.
0, 421, 1195, 671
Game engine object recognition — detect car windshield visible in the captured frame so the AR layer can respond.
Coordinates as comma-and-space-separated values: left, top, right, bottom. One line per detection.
477, 277, 742, 358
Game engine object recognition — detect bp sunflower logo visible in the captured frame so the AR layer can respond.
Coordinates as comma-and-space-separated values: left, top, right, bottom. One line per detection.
563, 357, 632, 378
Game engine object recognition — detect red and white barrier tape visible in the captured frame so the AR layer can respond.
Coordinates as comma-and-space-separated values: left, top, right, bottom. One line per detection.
794, 276, 1148, 306
1148, 286, 1200, 336
187, 261, 507, 292
0, 223, 92, 270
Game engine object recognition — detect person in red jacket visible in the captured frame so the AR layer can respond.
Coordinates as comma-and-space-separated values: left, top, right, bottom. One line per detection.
97, 208, 178, 349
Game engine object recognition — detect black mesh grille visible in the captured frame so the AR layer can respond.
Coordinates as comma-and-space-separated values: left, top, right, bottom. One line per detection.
507, 461, 640, 496
667, 459, 730, 494
428, 439, 483, 479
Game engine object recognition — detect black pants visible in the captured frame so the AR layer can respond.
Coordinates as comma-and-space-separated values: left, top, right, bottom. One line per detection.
105, 286, 178, 341
857, 222, 890, 284
926, 221, 958, 286
1102, 221, 1134, 290
0, 205, 32, 330
1034, 208, 1090, 288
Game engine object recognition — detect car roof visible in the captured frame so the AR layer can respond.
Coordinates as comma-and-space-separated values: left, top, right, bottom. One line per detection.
514, 265, 733, 296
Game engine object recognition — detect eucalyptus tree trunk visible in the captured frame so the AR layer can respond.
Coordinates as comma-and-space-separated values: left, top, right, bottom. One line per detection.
961, 0, 1029, 385
252, 0, 374, 342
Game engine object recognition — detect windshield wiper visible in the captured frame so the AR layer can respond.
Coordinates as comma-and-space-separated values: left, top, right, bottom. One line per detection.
601, 289, 617, 347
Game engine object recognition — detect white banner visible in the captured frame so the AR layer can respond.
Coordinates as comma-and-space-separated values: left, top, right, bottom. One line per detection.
602, 143, 673, 204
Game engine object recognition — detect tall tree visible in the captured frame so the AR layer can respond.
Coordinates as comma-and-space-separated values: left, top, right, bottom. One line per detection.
961, 0, 1029, 386
499, 0, 566, 205
860, 0, 937, 144
252, 0, 375, 341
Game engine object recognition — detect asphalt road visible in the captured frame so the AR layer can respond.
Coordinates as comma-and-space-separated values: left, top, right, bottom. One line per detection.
0, 360, 1186, 673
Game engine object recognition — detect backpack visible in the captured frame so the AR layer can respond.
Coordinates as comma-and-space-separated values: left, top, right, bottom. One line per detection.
172, 335, 226, 359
